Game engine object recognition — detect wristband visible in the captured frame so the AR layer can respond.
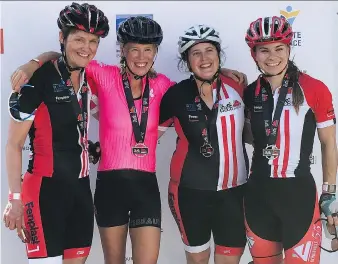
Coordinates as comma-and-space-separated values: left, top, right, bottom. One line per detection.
30, 58, 42, 68
8, 192, 21, 201
323, 183, 336, 194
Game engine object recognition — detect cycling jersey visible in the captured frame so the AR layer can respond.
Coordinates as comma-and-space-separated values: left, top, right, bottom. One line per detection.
8, 61, 95, 259
159, 75, 248, 191
244, 73, 336, 179
8, 61, 94, 179
86, 60, 175, 173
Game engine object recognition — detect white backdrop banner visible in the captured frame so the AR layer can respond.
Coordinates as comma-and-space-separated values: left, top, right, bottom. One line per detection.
1, 1, 338, 263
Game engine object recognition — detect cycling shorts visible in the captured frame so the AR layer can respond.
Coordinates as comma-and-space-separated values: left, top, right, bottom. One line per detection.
168, 181, 247, 255
244, 175, 321, 264
22, 172, 94, 260
94, 169, 161, 228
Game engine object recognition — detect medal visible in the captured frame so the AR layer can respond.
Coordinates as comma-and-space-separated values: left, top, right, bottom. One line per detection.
132, 143, 149, 158
262, 144, 280, 160
200, 143, 214, 158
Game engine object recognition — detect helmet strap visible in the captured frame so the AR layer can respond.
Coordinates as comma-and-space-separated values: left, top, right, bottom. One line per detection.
60, 42, 84, 72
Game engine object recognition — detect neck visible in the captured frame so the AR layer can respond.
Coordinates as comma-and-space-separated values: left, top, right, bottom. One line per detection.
195, 80, 213, 98
266, 67, 288, 91
70, 71, 81, 92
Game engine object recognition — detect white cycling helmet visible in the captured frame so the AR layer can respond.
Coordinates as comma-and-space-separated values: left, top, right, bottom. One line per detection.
178, 25, 221, 54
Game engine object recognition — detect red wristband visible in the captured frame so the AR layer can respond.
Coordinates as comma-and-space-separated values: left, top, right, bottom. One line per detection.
8, 193, 21, 201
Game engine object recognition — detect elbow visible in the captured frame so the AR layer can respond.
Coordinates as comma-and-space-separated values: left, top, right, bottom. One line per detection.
6, 139, 24, 154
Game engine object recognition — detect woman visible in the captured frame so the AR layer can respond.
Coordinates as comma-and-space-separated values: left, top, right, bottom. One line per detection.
2, 3, 109, 264
159, 25, 248, 264
9, 16, 247, 264
243, 16, 338, 264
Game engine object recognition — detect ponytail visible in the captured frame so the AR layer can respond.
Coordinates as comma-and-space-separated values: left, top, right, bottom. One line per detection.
287, 60, 304, 114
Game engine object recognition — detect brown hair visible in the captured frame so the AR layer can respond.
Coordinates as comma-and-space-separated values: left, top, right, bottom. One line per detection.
287, 59, 304, 113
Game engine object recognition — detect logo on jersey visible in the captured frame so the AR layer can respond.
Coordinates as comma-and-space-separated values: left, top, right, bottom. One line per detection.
327, 109, 335, 118
219, 100, 242, 113
186, 104, 197, 111
188, 115, 199, 122
284, 97, 292, 106
53, 83, 67, 93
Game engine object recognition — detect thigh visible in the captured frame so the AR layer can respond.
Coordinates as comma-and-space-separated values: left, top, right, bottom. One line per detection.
244, 180, 283, 263
129, 226, 161, 264
212, 184, 247, 257
64, 177, 94, 259
169, 183, 212, 253
98, 225, 128, 264
94, 170, 130, 227
129, 171, 161, 229
275, 176, 321, 264
22, 173, 71, 259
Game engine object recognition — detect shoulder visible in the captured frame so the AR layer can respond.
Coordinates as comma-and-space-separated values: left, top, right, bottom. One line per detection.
220, 75, 243, 92
150, 72, 176, 94
298, 73, 328, 91
86, 60, 120, 75
161, 78, 191, 100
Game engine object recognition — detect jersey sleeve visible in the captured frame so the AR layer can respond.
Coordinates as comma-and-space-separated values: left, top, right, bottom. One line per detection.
8, 68, 43, 122
87, 75, 99, 115
159, 88, 174, 130
312, 80, 336, 128
243, 84, 254, 123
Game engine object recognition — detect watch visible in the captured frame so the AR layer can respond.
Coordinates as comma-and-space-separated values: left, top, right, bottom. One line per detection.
322, 183, 336, 194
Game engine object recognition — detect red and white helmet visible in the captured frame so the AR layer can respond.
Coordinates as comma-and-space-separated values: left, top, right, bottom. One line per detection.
245, 16, 293, 49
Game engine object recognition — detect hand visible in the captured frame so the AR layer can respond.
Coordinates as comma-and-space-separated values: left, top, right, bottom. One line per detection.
88, 140, 101, 164
320, 193, 338, 230
3, 200, 26, 242
220, 68, 248, 87
11, 61, 39, 93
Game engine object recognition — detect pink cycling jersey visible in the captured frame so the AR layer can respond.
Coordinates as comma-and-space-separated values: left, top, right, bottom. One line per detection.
86, 60, 175, 172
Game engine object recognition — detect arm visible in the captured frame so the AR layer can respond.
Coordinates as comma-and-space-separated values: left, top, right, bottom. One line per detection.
242, 83, 254, 145
4, 72, 42, 235
313, 81, 338, 227
318, 126, 337, 185
158, 87, 175, 138
220, 68, 248, 87
11, 51, 61, 92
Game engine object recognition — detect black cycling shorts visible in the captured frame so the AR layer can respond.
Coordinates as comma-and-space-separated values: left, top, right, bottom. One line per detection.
168, 181, 247, 255
94, 169, 161, 228
244, 175, 321, 264
22, 172, 94, 260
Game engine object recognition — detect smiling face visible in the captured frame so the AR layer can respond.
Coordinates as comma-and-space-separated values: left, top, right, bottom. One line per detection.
122, 42, 157, 77
254, 42, 290, 76
187, 42, 219, 80
59, 29, 99, 68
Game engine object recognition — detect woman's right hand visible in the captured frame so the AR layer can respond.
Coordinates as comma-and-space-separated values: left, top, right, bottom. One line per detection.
3, 200, 26, 242
11, 61, 40, 93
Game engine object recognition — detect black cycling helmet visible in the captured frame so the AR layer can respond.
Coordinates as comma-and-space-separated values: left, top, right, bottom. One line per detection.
57, 2, 110, 71
117, 16, 163, 45
58, 2, 110, 38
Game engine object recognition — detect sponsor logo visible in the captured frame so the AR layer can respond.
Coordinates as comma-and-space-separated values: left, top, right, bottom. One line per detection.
129, 217, 160, 228
186, 104, 197, 111
168, 193, 184, 236
25, 202, 40, 244
116, 14, 153, 57
55, 95, 70, 103
293, 241, 319, 262
188, 114, 199, 122
280, 6, 302, 47
53, 83, 67, 93
220, 100, 242, 113
309, 154, 316, 165
327, 109, 335, 118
